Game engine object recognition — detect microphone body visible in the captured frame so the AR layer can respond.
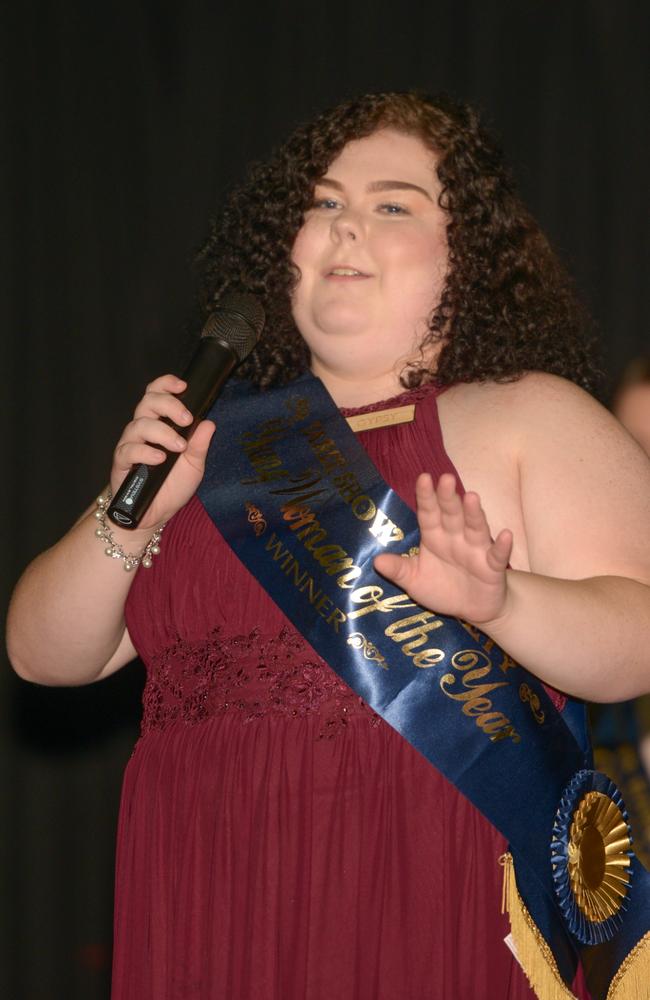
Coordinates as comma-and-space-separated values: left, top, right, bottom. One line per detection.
106, 295, 264, 530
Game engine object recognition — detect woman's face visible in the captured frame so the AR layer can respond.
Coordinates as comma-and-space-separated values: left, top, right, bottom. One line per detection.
291, 128, 448, 384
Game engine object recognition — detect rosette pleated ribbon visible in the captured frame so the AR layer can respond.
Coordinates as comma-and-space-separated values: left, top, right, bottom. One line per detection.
197, 373, 650, 1000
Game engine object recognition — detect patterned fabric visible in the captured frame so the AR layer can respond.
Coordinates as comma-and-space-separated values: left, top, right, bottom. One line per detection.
142, 624, 380, 737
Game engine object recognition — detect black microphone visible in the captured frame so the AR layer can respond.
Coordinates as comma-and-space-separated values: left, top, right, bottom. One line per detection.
106, 293, 265, 530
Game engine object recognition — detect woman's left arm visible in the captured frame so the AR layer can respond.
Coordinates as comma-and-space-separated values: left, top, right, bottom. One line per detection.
375, 374, 650, 702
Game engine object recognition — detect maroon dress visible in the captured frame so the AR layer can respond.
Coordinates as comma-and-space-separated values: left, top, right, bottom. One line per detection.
113, 384, 589, 999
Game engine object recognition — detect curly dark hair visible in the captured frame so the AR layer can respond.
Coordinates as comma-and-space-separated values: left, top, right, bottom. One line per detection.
196, 91, 599, 392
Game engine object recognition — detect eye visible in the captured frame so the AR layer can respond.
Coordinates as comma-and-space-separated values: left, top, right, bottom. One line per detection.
312, 197, 341, 210
378, 202, 410, 215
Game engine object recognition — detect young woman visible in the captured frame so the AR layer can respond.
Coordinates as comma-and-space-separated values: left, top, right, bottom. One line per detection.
8, 92, 650, 999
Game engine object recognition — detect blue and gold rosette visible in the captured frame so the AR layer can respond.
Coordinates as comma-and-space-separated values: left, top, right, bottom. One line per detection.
198, 373, 650, 1000
551, 770, 633, 947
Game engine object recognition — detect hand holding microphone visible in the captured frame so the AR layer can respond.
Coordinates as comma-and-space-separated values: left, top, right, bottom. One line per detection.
107, 294, 264, 531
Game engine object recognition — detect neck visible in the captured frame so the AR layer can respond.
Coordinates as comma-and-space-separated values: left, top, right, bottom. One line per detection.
310, 361, 408, 409
308, 340, 441, 408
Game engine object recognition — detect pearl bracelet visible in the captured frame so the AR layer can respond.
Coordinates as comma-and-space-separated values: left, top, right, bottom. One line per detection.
93, 491, 165, 571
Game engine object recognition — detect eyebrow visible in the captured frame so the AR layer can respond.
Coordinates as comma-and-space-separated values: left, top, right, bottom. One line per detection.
318, 177, 434, 201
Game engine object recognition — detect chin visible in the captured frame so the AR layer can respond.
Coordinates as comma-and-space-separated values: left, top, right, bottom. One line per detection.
311, 305, 377, 337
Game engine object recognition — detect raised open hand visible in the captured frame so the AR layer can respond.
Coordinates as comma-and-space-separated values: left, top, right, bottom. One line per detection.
373, 473, 513, 626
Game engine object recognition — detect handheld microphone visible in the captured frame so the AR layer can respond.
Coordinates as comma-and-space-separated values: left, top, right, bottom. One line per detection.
106, 293, 265, 530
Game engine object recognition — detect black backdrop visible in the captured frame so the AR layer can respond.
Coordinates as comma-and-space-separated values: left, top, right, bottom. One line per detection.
2, 2, 649, 997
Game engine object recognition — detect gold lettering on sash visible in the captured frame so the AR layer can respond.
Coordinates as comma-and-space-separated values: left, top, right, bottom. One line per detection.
326, 607, 347, 631
241, 421, 289, 484
519, 683, 545, 725
368, 508, 405, 544
384, 613, 445, 664
301, 421, 348, 474
440, 649, 520, 744
244, 503, 267, 536
274, 481, 327, 502
347, 632, 388, 669
279, 501, 362, 588
350, 495, 376, 521
262, 533, 347, 634
285, 395, 310, 423
332, 470, 363, 503
281, 503, 319, 529
348, 588, 444, 666
460, 621, 517, 674
385, 612, 444, 646
348, 585, 416, 619
411, 649, 446, 668
299, 525, 329, 549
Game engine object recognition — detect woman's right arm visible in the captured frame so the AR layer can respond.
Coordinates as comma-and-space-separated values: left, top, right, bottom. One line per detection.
6, 375, 215, 686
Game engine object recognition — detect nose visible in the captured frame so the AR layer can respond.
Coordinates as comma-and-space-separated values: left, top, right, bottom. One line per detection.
331, 209, 361, 243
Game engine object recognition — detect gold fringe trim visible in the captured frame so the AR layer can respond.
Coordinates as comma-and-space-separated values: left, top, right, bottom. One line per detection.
606, 929, 650, 1000
499, 853, 578, 1000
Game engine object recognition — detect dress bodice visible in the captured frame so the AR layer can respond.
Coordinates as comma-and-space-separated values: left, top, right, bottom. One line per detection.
126, 382, 464, 737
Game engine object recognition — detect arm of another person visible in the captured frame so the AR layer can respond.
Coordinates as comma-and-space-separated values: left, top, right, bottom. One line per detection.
6, 375, 215, 686
375, 373, 650, 703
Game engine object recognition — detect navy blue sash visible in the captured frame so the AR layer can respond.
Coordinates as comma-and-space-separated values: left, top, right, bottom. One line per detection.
197, 373, 650, 999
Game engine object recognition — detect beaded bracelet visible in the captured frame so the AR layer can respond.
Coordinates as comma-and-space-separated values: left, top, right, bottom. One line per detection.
93, 491, 165, 571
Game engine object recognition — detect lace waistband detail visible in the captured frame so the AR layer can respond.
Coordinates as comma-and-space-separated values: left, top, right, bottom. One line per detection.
141, 625, 382, 739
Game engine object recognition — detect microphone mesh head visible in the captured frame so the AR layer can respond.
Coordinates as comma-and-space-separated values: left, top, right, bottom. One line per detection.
200, 293, 265, 362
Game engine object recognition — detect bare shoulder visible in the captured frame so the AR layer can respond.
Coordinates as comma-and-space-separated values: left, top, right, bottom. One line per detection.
440, 372, 627, 455
441, 371, 603, 420
493, 370, 606, 418
439, 372, 650, 580
448, 370, 650, 499
496, 372, 645, 460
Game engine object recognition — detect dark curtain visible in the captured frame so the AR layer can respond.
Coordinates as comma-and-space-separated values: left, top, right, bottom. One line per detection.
2, 2, 648, 996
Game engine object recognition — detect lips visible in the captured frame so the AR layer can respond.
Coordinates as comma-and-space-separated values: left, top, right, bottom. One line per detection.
324, 264, 371, 278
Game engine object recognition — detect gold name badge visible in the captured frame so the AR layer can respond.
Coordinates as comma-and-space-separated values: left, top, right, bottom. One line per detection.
346, 404, 416, 433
